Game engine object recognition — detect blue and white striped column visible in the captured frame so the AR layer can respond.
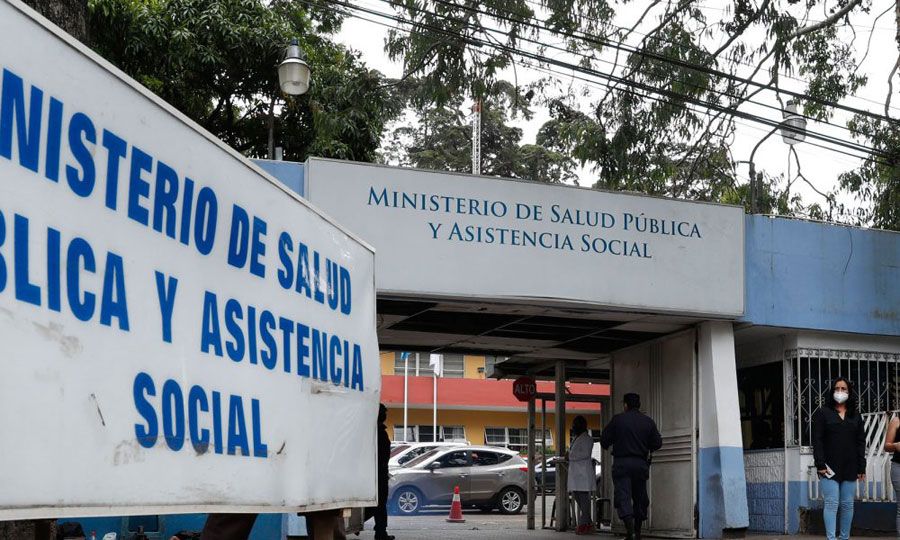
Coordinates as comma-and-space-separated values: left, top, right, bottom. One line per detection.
698, 321, 750, 538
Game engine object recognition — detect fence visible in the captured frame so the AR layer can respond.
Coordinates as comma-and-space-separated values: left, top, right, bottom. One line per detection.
807, 411, 898, 502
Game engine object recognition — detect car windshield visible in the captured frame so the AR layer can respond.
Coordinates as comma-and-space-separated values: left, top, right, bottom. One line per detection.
390, 445, 410, 458
404, 449, 441, 468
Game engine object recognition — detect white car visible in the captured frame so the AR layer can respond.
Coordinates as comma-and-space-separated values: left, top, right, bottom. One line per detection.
389, 442, 469, 469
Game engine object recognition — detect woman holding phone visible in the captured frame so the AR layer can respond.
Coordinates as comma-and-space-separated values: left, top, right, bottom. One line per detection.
812, 377, 866, 540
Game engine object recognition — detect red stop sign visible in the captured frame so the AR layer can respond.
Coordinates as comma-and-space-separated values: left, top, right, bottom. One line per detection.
512, 376, 537, 402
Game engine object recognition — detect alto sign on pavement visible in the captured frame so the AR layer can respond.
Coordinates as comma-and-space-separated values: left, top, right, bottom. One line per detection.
304, 158, 745, 317
512, 377, 537, 402
0, 0, 379, 519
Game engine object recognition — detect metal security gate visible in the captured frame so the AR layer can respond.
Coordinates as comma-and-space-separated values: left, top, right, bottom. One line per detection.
808, 411, 899, 503
787, 349, 900, 447
787, 349, 900, 503
609, 331, 697, 538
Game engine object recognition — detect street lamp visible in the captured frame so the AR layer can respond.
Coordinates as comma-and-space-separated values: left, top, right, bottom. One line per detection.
780, 99, 807, 146
278, 38, 311, 96
269, 39, 311, 160
741, 100, 808, 213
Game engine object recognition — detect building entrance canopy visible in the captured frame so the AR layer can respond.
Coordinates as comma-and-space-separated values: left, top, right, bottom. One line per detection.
303, 158, 745, 319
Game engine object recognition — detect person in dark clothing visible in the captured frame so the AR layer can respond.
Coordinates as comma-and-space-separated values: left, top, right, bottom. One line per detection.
600, 393, 663, 540
812, 377, 866, 540
199, 510, 343, 540
364, 404, 394, 540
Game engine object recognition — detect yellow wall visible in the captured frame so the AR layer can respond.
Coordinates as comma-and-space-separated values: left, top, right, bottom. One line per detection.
464, 355, 485, 379
380, 351, 395, 376
381, 352, 487, 380
386, 408, 600, 449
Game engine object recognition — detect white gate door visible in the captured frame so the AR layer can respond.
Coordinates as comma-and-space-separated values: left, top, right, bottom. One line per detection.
609, 331, 697, 538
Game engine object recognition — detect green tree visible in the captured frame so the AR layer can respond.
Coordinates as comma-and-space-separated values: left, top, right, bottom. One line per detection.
384, 80, 577, 183
88, 0, 402, 162
378, 0, 899, 228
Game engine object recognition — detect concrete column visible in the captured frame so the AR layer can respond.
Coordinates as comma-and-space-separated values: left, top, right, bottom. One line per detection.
555, 360, 568, 531
698, 321, 749, 538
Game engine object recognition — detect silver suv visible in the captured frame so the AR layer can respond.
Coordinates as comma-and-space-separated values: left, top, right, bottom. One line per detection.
388, 446, 527, 515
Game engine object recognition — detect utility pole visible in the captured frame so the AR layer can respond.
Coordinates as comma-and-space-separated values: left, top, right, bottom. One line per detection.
471, 99, 482, 175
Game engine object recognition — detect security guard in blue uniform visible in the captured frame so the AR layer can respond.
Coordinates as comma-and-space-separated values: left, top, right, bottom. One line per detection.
600, 393, 662, 540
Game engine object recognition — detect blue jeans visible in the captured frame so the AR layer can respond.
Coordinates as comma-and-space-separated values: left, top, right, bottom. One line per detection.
891, 463, 900, 536
821, 478, 856, 540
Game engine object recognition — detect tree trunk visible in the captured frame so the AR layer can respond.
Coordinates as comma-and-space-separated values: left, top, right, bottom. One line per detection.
22, 0, 88, 42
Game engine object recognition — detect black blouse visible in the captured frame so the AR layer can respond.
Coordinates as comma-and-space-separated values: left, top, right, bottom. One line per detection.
811, 406, 866, 482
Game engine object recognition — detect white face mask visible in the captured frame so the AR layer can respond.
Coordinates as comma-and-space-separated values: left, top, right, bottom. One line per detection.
834, 391, 849, 404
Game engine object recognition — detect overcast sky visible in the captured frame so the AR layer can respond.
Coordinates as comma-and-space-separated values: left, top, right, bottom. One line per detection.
335, 0, 898, 218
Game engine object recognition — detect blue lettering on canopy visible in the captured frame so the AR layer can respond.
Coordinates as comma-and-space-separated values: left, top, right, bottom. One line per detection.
0, 69, 42, 172
66, 112, 96, 197
162, 379, 186, 452
45, 98, 63, 182
200, 291, 223, 357
14, 215, 40, 306
99, 252, 129, 330
227, 394, 249, 457
0, 210, 6, 293
188, 385, 210, 454
66, 237, 96, 322
133, 372, 158, 448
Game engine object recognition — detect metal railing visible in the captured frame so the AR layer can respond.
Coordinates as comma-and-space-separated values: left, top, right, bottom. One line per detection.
787, 349, 900, 448
808, 411, 898, 502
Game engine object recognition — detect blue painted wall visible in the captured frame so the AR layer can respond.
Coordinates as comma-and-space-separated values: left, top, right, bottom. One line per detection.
745, 480, 808, 534
698, 447, 750, 537
58, 513, 283, 539
743, 215, 899, 336
253, 159, 306, 197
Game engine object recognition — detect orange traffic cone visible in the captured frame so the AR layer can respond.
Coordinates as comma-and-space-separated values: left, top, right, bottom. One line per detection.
446, 485, 466, 523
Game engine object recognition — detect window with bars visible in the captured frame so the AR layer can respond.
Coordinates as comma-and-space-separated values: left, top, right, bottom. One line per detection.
485, 427, 553, 453
393, 425, 466, 443
442, 354, 465, 378
393, 427, 415, 442
787, 349, 900, 447
391, 352, 464, 378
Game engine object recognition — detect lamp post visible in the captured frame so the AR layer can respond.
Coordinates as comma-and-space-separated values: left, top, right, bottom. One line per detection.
268, 38, 311, 160
741, 100, 807, 213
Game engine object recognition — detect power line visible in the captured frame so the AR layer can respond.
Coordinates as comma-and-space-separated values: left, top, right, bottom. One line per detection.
345, 0, 891, 162
345, 0, 890, 163
398, 0, 865, 137
518, 0, 900, 114
333, 1, 892, 168
380, 0, 897, 125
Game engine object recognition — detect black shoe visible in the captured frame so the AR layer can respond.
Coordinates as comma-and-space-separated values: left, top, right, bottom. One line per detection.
635, 520, 643, 540
374, 535, 395, 540
624, 518, 635, 540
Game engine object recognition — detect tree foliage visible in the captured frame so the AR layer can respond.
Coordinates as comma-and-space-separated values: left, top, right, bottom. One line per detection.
383, 80, 578, 183
88, 0, 402, 162
380, 0, 899, 229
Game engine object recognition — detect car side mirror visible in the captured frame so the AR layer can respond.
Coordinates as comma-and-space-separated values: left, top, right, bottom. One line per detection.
427, 462, 441, 471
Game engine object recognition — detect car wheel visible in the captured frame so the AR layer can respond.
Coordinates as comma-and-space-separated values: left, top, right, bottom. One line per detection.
497, 487, 524, 515
394, 486, 423, 515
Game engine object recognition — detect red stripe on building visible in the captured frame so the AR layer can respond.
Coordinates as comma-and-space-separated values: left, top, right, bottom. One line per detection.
381, 375, 608, 411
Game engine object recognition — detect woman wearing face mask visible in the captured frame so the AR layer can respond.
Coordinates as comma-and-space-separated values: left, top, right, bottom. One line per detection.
812, 377, 866, 540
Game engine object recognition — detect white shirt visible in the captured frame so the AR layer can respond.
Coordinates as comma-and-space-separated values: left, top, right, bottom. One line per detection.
567, 432, 595, 492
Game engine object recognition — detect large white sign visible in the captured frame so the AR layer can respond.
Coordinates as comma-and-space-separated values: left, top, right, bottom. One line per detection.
306, 158, 744, 317
0, 1, 379, 519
